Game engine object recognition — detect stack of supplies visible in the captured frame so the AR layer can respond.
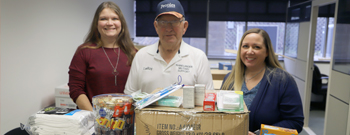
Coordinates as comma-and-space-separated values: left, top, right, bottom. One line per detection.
23, 106, 94, 135
135, 89, 250, 134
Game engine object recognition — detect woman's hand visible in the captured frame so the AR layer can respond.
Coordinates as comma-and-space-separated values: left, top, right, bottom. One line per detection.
76, 94, 93, 111
248, 131, 256, 135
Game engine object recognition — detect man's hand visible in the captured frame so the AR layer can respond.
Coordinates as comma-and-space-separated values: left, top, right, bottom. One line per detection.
248, 131, 256, 135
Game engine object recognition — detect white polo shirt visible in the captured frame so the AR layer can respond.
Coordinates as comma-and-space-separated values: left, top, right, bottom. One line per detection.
124, 40, 214, 94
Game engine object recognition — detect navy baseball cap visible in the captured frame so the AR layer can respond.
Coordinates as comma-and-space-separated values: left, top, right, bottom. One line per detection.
155, 0, 185, 20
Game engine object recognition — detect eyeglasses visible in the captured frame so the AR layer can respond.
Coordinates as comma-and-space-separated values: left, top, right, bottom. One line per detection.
156, 19, 184, 27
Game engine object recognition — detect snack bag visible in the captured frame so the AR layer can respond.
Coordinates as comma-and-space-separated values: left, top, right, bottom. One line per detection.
92, 94, 135, 135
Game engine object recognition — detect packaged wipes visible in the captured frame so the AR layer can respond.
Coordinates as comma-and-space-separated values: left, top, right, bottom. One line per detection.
217, 90, 244, 112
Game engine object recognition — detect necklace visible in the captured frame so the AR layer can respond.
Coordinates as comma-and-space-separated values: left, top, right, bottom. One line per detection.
102, 46, 120, 86
244, 67, 265, 82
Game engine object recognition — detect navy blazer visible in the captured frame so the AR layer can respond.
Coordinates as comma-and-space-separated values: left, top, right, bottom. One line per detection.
221, 67, 304, 133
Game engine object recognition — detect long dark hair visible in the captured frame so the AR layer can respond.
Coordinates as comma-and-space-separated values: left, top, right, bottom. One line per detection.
81, 1, 136, 65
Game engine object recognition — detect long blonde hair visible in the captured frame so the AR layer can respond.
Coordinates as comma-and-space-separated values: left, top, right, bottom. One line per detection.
221, 28, 283, 90
78, 1, 136, 65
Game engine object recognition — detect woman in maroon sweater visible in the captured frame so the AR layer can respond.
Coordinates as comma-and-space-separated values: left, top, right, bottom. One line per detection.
68, 1, 136, 111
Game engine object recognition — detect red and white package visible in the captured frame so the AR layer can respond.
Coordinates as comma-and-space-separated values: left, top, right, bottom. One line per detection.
203, 93, 216, 111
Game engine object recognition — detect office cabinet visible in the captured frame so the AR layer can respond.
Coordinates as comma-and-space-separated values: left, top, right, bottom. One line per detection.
325, 96, 349, 135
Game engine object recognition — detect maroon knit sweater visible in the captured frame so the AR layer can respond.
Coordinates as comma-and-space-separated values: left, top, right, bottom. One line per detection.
68, 44, 132, 104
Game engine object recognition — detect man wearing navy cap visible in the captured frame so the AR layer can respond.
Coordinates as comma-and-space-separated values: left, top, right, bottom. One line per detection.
124, 0, 214, 94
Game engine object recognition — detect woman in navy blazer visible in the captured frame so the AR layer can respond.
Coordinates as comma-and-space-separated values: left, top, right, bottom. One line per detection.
221, 28, 304, 134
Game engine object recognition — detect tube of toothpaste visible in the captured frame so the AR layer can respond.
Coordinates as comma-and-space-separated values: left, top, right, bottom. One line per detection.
152, 96, 183, 107
135, 84, 184, 109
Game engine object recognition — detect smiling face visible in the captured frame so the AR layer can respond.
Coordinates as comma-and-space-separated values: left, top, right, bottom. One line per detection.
97, 8, 121, 42
240, 33, 268, 70
154, 14, 188, 46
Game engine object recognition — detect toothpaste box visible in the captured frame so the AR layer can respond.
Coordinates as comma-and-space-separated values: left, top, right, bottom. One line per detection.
55, 97, 77, 109
260, 124, 298, 135
55, 84, 70, 98
203, 93, 216, 111
183, 86, 195, 109
194, 84, 205, 106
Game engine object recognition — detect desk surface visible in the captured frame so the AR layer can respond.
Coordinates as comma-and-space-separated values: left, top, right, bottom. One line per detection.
213, 80, 223, 90
211, 69, 230, 81
211, 69, 231, 75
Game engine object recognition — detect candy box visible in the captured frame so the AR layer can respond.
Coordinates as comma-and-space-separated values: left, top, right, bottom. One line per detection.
260, 124, 298, 135
203, 93, 216, 111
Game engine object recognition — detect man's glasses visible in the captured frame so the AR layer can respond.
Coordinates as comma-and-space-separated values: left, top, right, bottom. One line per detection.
156, 19, 184, 27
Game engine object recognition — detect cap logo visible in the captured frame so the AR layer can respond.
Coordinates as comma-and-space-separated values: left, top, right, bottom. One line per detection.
161, 3, 175, 9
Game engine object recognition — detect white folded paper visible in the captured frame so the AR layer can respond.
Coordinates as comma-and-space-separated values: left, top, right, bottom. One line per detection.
25, 109, 94, 135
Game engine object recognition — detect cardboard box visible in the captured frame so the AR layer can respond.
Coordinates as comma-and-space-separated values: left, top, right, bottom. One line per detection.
55, 84, 77, 109
136, 89, 249, 135
55, 84, 70, 98
55, 97, 77, 109
260, 124, 298, 135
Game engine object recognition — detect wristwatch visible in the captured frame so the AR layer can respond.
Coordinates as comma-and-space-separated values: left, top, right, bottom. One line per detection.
254, 129, 260, 135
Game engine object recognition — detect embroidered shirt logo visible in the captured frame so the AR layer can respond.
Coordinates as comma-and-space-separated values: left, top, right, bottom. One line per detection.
176, 64, 192, 73
161, 3, 175, 9
143, 67, 153, 71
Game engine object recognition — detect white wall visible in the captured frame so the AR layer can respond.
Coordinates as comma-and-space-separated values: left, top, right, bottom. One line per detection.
0, 0, 134, 134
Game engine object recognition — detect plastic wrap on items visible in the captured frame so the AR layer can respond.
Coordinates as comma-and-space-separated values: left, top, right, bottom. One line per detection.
92, 94, 134, 135
23, 107, 94, 135
152, 96, 183, 107
131, 90, 149, 102
134, 84, 184, 109
135, 106, 249, 134
217, 90, 244, 112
